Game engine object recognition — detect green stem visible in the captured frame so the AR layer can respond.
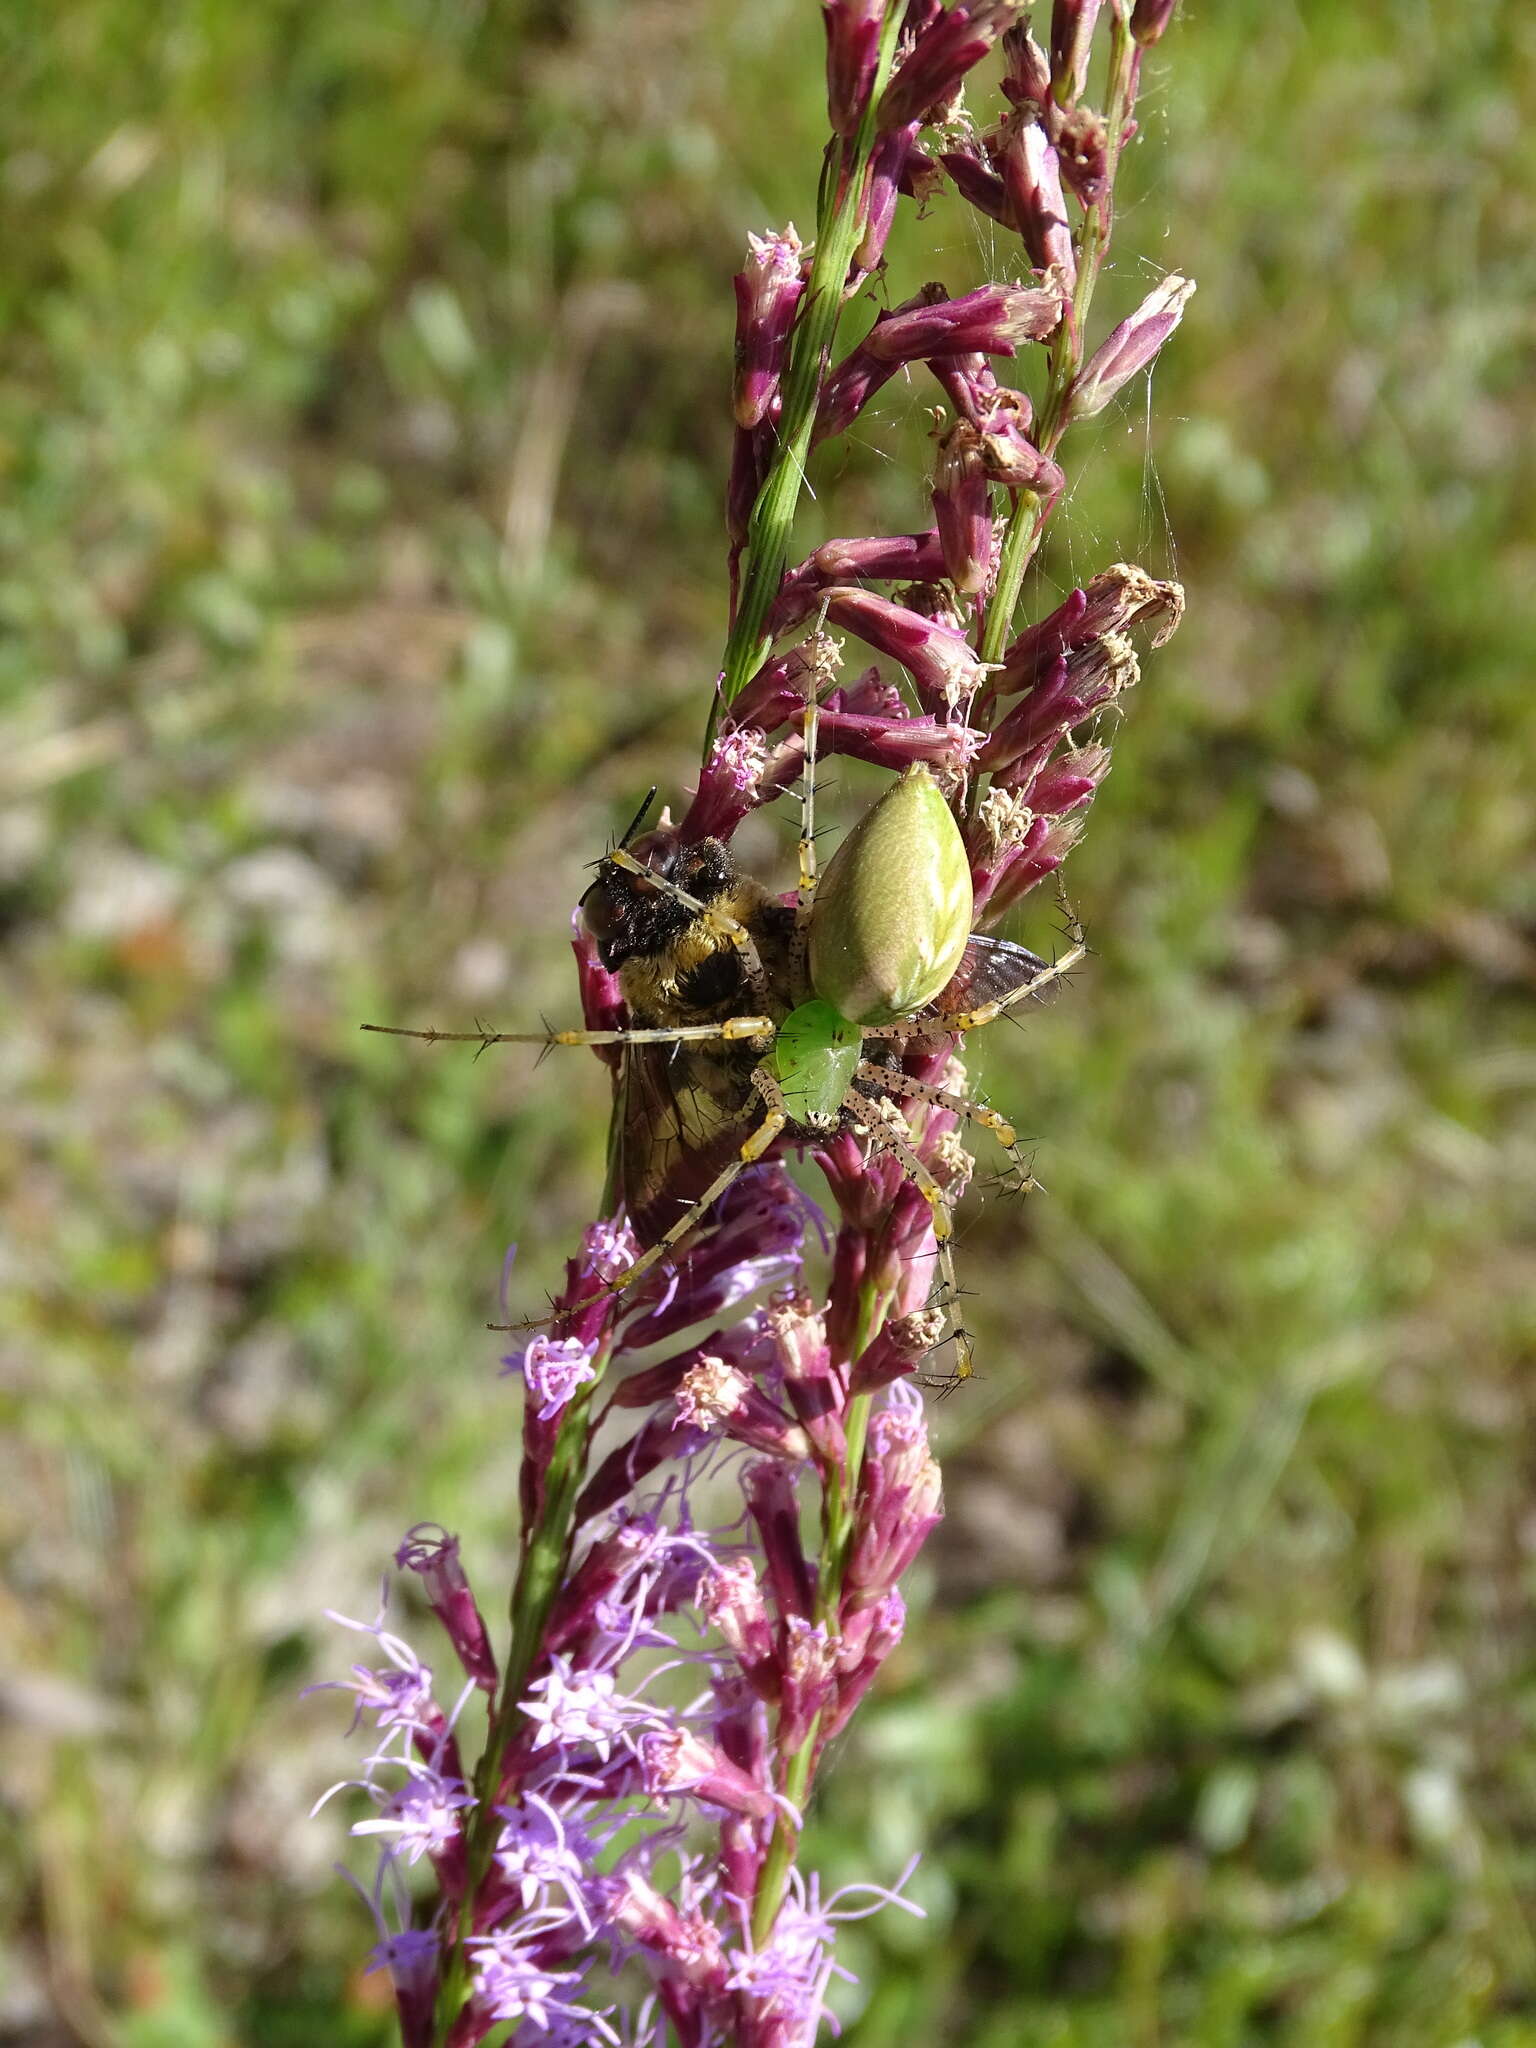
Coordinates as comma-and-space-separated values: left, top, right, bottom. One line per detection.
708, 2, 906, 751
973, 7, 1141, 694
432, 1364, 607, 2040
749, 1275, 889, 1948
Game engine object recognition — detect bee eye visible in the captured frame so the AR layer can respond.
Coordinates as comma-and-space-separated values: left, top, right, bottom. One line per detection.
625, 829, 672, 873
581, 879, 622, 944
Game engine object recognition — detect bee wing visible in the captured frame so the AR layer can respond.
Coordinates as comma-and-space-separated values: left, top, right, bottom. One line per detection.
616, 1039, 755, 1250
929, 931, 1055, 1019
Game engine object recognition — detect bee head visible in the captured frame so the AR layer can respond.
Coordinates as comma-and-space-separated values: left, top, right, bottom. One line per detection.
581, 829, 737, 970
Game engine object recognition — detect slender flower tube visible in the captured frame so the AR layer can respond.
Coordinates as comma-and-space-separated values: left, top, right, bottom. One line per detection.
1068, 273, 1196, 420
733, 228, 807, 430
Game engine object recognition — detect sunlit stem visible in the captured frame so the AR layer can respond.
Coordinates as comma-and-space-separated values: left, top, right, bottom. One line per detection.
968, 7, 1140, 829
709, 2, 906, 751
749, 1274, 889, 1948
433, 1358, 608, 2039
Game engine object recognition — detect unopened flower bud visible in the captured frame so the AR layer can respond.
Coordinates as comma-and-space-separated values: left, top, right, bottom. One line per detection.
745, 1461, 815, 1624
856, 125, 920, 278
1131, 0, 1179, 46
823, 0, 887, 135
931, 420, 994, 595
879, 0, 1025, 131
999, 115, 1076, 287
863, 279, 1062, 362
1069, 274, 1195, 420
733, 228, 806, 429
394, 1525, 498, 1694
939, 146, 1010, 226
821, 587, 989, 708
1049, 0, 1104, 105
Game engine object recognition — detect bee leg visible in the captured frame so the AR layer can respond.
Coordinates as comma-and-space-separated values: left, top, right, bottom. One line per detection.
839, 1088, 977, 1388
854, 1058, 1038, 1195
606, 847, 773, 1010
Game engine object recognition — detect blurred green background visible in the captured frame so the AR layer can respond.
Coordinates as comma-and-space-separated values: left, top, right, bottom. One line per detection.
4, 0, 1534, 2041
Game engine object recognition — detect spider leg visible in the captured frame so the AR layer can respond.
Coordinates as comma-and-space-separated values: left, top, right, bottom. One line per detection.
937, 899, 1087, 1034
841, 1087, 977, 1386
492, 1066, 789, 1334
789, 696, 820, 999
362, 1017, 775, 1051
854, 1058, 1038, 1194
606, 847, 772, 1008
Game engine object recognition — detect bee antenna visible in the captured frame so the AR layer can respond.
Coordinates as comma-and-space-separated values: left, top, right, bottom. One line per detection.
619, 786, 660, 849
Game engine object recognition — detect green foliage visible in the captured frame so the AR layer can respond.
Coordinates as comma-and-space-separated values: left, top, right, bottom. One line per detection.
3, 0, 1532, 2041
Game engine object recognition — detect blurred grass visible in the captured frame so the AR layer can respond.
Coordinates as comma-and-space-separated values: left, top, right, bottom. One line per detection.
2, 0, 1534, 2042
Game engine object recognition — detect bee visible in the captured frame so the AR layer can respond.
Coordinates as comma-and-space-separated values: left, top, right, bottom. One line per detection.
368, 709, 1082, 1381
577, 810, 798, 1251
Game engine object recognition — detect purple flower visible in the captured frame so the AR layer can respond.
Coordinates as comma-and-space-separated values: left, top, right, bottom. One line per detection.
350, 1763, 476, 1868
493, 1792, 600, 1928
508, 1332, 601, 1421
467, 1933, 620, 2041
319, 6, 1190, 2031
520, 1655, 666, 1766
311, 1591, 441, 1748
